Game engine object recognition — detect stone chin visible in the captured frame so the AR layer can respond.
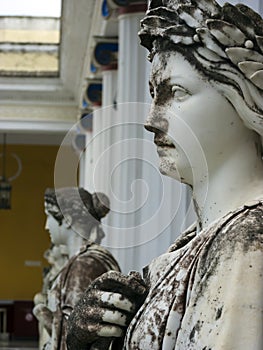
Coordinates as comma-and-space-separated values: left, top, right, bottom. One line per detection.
158, 156, 182, 182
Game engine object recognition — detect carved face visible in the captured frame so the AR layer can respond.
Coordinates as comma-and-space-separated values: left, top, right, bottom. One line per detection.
145, 51, 245, 185
45, 210, 65, 245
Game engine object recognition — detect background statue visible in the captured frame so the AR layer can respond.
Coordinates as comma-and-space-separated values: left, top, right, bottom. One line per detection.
66, 1, 263, 349
34, 244, 69, 349
33, 187, 121, 350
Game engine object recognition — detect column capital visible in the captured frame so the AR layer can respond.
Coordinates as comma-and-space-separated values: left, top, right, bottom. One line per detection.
79, 108, 93, 132
92, 38, 118, 68
101, 63, 118, 71
84, 79, 103, 107
72, 133, 86, 153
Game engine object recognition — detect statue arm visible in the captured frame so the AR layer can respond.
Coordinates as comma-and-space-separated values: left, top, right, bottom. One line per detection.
33, 303, 53, 336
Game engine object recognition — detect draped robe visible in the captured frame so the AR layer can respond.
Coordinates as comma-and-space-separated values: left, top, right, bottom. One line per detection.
124, 200, 263, 349
44, 243, 120, 350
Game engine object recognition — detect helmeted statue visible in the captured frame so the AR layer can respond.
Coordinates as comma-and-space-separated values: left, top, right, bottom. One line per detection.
33, 187, 120, 350
66, 1, 263, 349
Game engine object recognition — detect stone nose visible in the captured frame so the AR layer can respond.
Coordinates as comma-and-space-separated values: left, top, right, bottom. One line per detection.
144, 105, 169, 134
45, 218, 49, 230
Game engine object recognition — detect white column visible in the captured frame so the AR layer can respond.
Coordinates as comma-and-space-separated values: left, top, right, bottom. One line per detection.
106, 5, 149, 273
83, 129, 94, 192
97, 67, 118, 195
91, 106, 103, 193
97, 67, 118, 247
106, 4, 193, 274
78, 149, 86, 187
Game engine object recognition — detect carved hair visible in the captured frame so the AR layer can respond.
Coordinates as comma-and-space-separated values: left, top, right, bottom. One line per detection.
44, 187, 110, 230
139, 0, 263, 145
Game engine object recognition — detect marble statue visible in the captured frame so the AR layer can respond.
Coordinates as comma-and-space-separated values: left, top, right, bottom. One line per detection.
34, 244, 69, 349
41, 245, 69, 299
33, 187, 121, 350
66, 1, 263, 349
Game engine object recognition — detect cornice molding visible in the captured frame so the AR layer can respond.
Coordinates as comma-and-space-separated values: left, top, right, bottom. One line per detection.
0, 0, 96, 126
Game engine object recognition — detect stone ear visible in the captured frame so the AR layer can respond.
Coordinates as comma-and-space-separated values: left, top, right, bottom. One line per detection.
63, 213, 73, 228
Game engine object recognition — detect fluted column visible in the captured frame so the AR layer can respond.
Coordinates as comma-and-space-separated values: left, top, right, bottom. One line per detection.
108, 3, 193, 273
81, 1, 193, 273
83, 79, 103, 192
92, 65, 118, 195
82, 109, 94, 192
97, 66, 118, 247
108, 3, 153, 272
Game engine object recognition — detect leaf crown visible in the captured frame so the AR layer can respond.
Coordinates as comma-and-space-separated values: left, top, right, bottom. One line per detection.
139, 0, 263, 90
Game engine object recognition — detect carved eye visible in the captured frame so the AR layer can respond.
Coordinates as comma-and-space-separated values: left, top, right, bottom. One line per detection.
149, 83, 155, 99
171, 85, 191, 101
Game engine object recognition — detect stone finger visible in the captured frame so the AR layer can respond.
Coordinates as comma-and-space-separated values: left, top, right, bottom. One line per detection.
78, 290, 135, 313
99, 291, 135, 312
97, 324, 124, 338
102, 309, 128, 326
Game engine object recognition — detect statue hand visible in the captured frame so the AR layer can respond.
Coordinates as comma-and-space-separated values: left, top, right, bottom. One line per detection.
33, 303, 50, 320
32, 303, 53, 336
66, 270, 148, 350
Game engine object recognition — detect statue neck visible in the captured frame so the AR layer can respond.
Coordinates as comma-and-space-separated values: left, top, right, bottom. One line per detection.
65, 231, 86, 258
193, 131, 263, 230
53, 256, 67, 271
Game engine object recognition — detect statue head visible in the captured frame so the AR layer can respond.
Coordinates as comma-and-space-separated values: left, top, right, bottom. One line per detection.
43, 243, 68, 272
139, 0, 263, 148
44, 187, 110, 243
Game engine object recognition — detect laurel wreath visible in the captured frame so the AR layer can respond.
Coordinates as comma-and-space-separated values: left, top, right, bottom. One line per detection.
140, 0, 263, 90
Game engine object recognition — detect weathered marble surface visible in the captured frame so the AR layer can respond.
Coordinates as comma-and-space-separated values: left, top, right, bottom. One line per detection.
34, 187, 120, 350
67, 1, 263, 349
33, 244, 69, 349
124, 200, 263, 349
45, 244, 121, 350
67, 270, 148, 349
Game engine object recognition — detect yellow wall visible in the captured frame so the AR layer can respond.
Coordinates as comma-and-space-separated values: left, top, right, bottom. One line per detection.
0, 144, 58, 300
